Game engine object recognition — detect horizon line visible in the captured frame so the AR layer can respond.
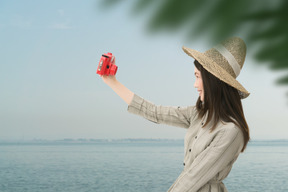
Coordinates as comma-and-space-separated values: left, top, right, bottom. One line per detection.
1, 138, 288, 143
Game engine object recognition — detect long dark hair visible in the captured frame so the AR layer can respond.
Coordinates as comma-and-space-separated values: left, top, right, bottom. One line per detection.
194, 60, 250, 152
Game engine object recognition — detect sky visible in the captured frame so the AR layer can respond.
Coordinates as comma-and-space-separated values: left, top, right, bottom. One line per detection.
0, 0, 288, 141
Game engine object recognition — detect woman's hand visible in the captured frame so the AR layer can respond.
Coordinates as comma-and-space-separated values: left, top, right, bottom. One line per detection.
99, 57, 134, 105
101, 55, 117, 85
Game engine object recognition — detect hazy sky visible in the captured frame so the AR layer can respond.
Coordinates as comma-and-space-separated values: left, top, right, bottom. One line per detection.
1, 1, 287, 141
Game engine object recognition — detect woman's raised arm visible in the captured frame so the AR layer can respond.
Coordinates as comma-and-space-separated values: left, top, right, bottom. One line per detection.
102, 75, 134, 105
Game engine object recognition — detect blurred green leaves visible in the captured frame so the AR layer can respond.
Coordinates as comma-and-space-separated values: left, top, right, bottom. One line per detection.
99, 0, 288, 86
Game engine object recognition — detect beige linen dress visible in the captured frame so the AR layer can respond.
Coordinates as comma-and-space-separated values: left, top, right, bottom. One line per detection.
127, 94, 244, 192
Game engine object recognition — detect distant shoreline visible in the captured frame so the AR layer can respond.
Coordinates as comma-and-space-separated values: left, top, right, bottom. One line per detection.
1, 138, 288, 144
0, 138, 183, 144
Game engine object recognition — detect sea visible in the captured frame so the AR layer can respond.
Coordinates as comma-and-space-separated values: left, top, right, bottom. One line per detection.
0, 139, 287, 192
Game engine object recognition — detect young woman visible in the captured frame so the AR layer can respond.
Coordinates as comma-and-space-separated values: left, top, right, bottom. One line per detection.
101, 37, 250, 192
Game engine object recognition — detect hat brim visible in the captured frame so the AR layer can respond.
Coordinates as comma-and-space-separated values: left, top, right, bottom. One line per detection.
182, 46, 250, 99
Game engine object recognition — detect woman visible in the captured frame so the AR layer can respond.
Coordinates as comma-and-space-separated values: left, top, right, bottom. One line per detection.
101, 37, 250, 192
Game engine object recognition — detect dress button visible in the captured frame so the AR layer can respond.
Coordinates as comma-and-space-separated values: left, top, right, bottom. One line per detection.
201, 122, 204, 125
195, 136, 197, 139
189, 149, 191, 152
183, 163, 185, 166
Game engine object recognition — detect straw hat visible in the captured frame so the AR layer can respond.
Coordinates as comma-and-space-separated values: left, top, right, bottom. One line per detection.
182, 37, 250, 99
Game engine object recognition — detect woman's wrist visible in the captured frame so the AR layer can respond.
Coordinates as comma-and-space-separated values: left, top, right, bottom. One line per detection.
101, 75, 134, 105
102, 75, 117, 87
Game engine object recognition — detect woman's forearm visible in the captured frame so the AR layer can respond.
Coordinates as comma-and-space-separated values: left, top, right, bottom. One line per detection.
109, 79, 134, 105
102, 76, 134, 105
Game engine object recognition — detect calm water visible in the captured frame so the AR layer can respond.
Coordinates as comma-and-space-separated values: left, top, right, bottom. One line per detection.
0, 140, 288, 192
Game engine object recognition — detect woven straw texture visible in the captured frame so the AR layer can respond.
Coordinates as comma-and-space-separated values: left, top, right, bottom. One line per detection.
182, 37, 249, 99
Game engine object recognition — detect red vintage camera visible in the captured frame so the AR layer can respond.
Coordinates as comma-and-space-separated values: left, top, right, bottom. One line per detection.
96, 52, 118, 76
